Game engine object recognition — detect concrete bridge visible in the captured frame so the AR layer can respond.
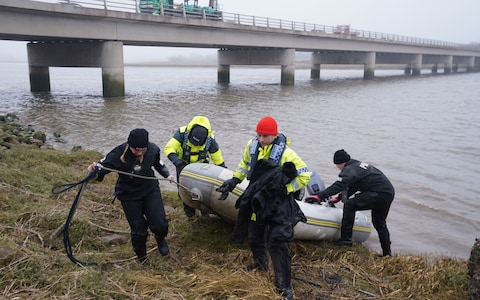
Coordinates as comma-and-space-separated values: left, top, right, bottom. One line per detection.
1, 0, 480, 97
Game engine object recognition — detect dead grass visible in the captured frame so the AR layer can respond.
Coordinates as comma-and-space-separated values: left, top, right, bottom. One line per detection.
0, 144, 469, 299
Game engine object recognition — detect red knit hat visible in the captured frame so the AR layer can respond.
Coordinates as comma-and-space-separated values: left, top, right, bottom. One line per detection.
256, 116, 278, 135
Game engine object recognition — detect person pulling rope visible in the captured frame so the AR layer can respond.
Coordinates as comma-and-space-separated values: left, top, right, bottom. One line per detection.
53, 162, 199, 266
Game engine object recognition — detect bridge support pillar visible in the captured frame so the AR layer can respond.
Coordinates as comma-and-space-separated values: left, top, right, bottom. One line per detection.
474, 58, 480, 72
310, 52, 321, 79
217, 64, 230, 84
431, 64, 438, 73
311, 51, 377, 79
444, 56, 453, 73
363, 52, 375, 79
310, 63, 320, 79
218, 48, 295, 85
27, 41, 124, 97
281, 62, 295, 85
404, 65, 412, 75
467, 57, 475, 72
101, 42, 125, 97
412, 54, 422, 76
29, 66, 51, 92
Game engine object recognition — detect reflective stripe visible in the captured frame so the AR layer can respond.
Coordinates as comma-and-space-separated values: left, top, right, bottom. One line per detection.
270, 140, 285, 163
291, 179, 301, 191
297, 167, 309, 174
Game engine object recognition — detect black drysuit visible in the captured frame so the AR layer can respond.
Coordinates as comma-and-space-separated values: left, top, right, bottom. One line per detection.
234, 160, 306, 291
318, 159, 395, 255
96, 142, 171, 259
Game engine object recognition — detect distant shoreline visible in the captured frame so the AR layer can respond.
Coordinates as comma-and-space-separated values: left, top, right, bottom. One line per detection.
125, 61, 405, 70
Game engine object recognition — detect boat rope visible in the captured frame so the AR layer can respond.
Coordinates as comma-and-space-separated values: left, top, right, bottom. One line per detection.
95, 163, 201, 200
95, 163, 192, 191
52, 163, 198, 266
52, 170, 99, 267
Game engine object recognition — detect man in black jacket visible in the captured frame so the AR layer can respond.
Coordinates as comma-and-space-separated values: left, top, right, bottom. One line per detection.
88, 128, 174, 263
312, 149, 395, 257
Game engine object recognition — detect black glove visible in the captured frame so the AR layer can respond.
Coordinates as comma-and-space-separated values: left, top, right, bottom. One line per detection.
282, 162, 297, 181
86, 165, 101, 181
304, 194, 322, 204
216, 177, 241, 200
175, 160, 187, 170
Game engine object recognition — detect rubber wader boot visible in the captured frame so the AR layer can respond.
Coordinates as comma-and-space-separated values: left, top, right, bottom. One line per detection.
132, 237, 147, 264
335, 227, 353, 246
381, 241, 392, 257
279, 287, 293, 300
184, 203, 195, 220
155, 235, 170, 256
335, 237, 353, 246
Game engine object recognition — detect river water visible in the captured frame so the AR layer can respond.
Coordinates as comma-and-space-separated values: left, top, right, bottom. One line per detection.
1, 62, 479, 259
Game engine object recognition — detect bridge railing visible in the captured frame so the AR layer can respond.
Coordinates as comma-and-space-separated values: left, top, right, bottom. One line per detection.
33, 0, 479, 50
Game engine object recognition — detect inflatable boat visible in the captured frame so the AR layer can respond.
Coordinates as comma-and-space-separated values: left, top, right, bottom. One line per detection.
178, 163, 372, 243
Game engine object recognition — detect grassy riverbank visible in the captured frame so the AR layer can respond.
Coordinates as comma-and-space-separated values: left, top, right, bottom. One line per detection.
0, 118, 469, 299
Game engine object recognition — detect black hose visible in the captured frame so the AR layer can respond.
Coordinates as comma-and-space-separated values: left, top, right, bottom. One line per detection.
52, 169, 99, 266
52, 164, 195, 266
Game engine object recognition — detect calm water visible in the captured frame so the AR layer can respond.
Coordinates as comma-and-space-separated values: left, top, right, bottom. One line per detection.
1, 62, 479, 259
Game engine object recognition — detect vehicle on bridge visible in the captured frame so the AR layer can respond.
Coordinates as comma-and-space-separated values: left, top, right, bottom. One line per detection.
334, 24, 357, 36
139, 0, 222, 21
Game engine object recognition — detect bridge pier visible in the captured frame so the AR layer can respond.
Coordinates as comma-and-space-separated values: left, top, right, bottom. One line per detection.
29, 66, 51, 92
311, 62, 320, 79
363, 52, 375, 79
453, 56, 476, 72
444, 56, 453, 73
217, 48, 296, 85
474, 57, 480, 72
404, 65, 412, 75
311, 51, 377, 79
217, 64, 230, 84
27, 41, 125, 97
467, 57, 475, 72
412, 54, 422, 76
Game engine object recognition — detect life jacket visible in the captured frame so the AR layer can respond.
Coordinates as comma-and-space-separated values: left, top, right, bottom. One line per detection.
181, 129, 213, 163
246, 133, 287, 179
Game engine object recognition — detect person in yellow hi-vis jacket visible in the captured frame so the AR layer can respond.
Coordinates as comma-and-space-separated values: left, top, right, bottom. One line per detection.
216, 116, 310, 300
164, 116, 226, 219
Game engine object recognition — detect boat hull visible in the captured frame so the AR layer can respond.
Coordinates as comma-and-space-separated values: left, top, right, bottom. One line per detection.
178, 163, 372, 242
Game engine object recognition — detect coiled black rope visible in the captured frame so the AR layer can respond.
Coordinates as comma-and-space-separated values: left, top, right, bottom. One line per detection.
52, 168, 100, 267
53, 163, 198, 266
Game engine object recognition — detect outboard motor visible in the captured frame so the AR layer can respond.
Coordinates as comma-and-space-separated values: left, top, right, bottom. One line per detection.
295, 171, 325, 200
306, 171, 325, 195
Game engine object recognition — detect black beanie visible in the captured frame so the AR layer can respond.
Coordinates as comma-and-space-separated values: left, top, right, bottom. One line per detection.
189, 126, 208, 146
128, 128, 149, 149
333, 149, 350, 164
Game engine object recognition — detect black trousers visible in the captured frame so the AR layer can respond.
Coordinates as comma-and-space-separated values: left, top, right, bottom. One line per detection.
342, 191, 393, 252
120, 189, 169, 254
248, 220, 294, 290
